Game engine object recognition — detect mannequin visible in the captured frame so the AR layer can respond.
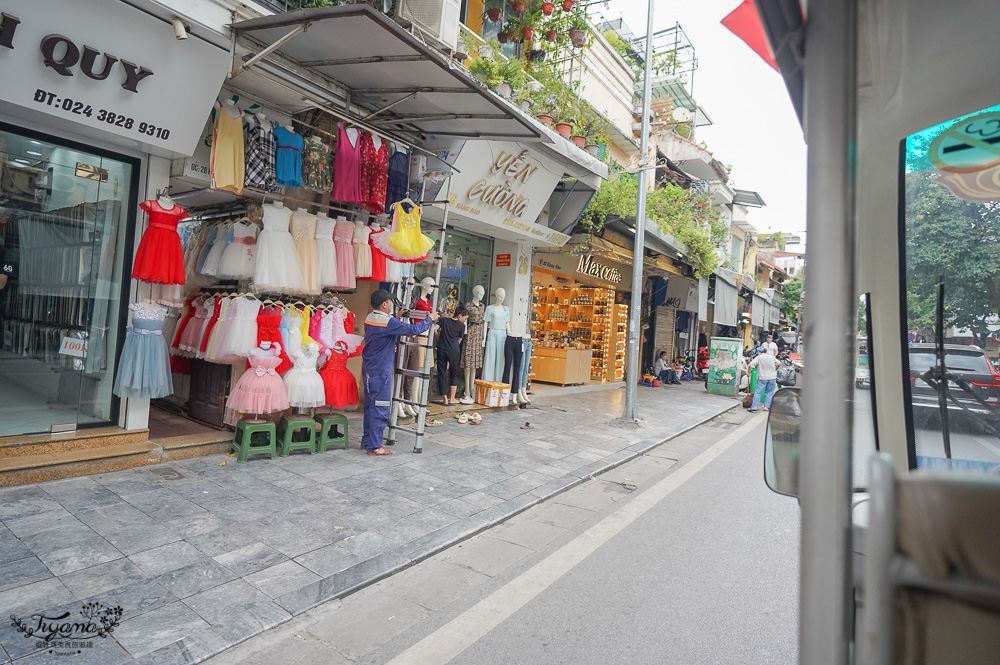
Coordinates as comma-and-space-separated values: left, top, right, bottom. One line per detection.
503, 317, 526, 405
158, 193, 176, 209
221, 98, 241, 120
518, 331, 533, 404
403, 277, 436, 416
461, 285, 486, 403
481, 288, 511, 383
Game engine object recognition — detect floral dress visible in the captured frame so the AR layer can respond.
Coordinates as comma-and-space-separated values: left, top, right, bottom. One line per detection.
359, 131, 389, 214
302, 138, 332, 193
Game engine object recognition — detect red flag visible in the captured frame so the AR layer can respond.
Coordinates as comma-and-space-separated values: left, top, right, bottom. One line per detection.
721, 0, 779, 72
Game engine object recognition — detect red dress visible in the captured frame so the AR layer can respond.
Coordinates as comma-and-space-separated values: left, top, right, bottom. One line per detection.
170, 296, 196, 374
133, 200, 188, 284
199, 299, 223, 357
250, 310, 293, 373
359, 132, 388, 214
368, 227, 388, 282
319, 350, 360, 408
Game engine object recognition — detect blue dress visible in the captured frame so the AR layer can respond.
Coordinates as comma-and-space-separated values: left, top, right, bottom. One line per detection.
113, 303, 173, 399
273, 126, 304, 188
481, 304, 509, 382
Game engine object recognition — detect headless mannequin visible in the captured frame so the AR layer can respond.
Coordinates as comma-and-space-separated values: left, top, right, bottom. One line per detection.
245, 341, 272, 423
462, 285, 485, 402
221, 98, 241, 120
157, 194, 176, 210
504, 317, 526, 405
518, 328, 533, 404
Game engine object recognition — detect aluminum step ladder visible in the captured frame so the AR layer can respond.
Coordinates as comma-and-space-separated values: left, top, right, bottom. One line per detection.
385, 173, 452, 453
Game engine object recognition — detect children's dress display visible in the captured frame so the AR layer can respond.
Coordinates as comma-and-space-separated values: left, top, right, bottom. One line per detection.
273, 126, 304, 188
254, 204, 305, 293
178, 297, 210, 354
132, 200, 188, 284
319, 350, 359, 408
384, 148, 409, 214
284, 341, 326, 408
290, 211, 320, 294
360, 132, 388, 214
372, 202, 433, 262
211, 104, 245, 195
302, 138, 332, 192
216, 297, 261, 359
368, 226, 388, 282
460, 301, 486, 370
333, 220, 357, 289
113, 303, 173, 398
200, 223, 231, 277
315, 217, 338, 288
204, 298, 233, 363
217, 221, 258, 279
481, 304, 510, 382
353, 222, 373, 279
244, 114, 280, 192
227, 345, 289, 415
197, 298, 224, 359
331, 123, 362, 204
253, 309, 293, 373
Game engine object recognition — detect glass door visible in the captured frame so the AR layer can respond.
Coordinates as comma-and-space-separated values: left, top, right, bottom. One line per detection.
0, 124, 135, 436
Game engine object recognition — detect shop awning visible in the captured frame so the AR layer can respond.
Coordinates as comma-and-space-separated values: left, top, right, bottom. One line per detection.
714, 277, 739, 326
228, 5, 544, 142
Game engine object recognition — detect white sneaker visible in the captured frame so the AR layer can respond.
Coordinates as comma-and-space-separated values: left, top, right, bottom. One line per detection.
459, 397, 475, 405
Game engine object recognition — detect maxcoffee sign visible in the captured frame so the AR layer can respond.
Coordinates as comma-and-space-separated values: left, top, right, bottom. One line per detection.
0, 0, 231, 155
534, 251, 633, 288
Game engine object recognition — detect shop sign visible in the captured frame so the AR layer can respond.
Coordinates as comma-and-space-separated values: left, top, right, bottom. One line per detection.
495, 253, 511, 267
58, 336, 88, 358
439, 140, 571, 246
534, 251, 633, 288
0, 0, 231, 155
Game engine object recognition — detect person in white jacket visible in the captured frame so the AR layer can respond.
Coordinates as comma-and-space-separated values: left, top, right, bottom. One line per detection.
749, 348, 779, 411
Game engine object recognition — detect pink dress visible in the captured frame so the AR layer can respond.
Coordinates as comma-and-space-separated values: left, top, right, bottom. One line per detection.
333, 221, 357, 290
332, 123, 363, 204
227, 346, 289, 415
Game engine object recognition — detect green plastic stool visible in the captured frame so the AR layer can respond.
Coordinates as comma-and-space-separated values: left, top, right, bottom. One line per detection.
279, 415, 317, 457
231, 420, 277, 463
315, 413, 349, 452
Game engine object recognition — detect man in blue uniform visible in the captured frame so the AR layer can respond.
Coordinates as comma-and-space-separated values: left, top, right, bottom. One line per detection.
362, 289, 439, 455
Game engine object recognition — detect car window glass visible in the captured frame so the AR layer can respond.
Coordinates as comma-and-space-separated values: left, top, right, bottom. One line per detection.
853, 294, 877, 489
903, 105, 1000, 473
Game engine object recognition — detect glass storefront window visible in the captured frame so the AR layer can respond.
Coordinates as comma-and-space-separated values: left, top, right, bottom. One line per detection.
410, 227, 493, 315
0, 125, 136, 436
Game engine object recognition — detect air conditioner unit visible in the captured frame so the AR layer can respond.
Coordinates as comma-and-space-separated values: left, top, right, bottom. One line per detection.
394, 0, 460, 52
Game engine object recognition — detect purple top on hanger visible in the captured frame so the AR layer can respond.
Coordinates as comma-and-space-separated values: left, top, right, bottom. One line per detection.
332, 122, 362, 204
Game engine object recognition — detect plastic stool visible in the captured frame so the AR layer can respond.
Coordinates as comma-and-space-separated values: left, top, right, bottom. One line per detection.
231, 420, 277, 463
278, 415, 317, 457
315, 413, 349, 452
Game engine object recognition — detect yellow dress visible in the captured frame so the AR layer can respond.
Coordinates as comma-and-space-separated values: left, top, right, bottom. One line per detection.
298, 306, 317, 347
387, 202, 435, 260
210, 104, 245, 195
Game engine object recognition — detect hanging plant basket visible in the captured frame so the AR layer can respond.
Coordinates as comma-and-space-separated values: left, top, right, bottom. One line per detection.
520, 26, 535, 40
555, 122, 573, 139
511, 0, 526, 13
497, 29, 511, 43
536, 113, 555, 126
486, 7, 502, 21
542, 2, 555, 15
561, 0, 574, 10
545, 29, 557, 42
527, 49, 547, 62
569, 28, 587, 48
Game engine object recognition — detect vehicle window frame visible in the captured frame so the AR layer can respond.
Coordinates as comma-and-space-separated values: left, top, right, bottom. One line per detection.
897, 140, 920, 470
862, 292, 880, 452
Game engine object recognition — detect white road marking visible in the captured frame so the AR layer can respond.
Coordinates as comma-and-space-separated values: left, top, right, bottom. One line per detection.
385, 412, 769, 665
973, 436, 1000, 458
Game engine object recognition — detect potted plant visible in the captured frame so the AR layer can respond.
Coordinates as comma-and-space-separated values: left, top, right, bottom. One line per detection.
527, 48, 547, 62
570, 133, 586, 148
468, 56, 494, 84
511, 0, 526, 13
541, 1, 555, 15
508, 7, 542, 42
554, 115, 574, 139
492, 59, 525, 98
497, 26, 513, 43
545, 29, 557, 42
567, 12, 589, 48
482, 0, 503, 22
561, 0, 574, 10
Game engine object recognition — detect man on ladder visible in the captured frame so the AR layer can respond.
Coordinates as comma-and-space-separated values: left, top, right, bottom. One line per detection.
361, 289, 439, 456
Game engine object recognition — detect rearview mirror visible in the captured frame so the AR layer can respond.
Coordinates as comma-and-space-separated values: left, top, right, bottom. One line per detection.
764, 387, 802, 497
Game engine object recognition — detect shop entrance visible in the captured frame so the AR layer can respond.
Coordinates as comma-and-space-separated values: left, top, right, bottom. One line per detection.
0, 125, 136, 436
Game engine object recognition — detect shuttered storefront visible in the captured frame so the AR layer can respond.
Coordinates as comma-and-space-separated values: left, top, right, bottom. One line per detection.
654, 307, 677, 361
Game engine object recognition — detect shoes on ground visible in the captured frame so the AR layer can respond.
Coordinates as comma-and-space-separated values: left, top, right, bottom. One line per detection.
367, 447, 393, 456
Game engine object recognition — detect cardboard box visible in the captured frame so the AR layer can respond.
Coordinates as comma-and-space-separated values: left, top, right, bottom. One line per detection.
474, 380, 510, 407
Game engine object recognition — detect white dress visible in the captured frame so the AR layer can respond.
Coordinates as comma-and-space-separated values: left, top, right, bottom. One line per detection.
385, 258, 402, 283
315, 217, 338, 288
200, 222, 231, 277
352, 223, 373, 279
204, 298, 232, 363
216, 297, 261, 359
217, 221, 258, 279
283, 341, 326, 408
254, 204, 305, 293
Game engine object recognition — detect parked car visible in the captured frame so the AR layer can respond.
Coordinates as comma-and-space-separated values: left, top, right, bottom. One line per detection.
908, 344, 1000, 431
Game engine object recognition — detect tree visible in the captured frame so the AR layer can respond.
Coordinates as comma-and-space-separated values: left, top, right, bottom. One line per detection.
781, 279, 802, 322
904, 172, 1000, 345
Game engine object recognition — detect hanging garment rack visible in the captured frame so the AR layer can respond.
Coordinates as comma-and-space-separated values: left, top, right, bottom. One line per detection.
242, 186, 390, 221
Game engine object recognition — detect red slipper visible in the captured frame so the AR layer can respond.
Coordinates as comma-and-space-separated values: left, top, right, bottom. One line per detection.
367, 447, 394, 456
520, 422, 535, 429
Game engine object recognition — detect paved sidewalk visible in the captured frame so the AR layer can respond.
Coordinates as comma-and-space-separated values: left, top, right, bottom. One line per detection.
0, 385, 737, 665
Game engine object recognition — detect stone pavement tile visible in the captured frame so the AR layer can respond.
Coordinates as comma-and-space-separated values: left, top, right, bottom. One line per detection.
483, 475, 544, 500
435, 497, 484, 519
23, 526, 121, 577
61, 557, 147, 599
129, 541, 212, 577
114, 600, 211, 658
85, 577, 177, 622
40, 477, 124, 511
12, 626, 133, 665
256, 519, 345, 559
439, 534, 534, 577
303, 589, 428, 661
550, 481, 624, 511
454, 490, 506, 511
154, 559, 238, 599
4, 508, 84, 539
244, 560, 321, 600
245, 465, 316, 491
77, 504, 181, 556
159, 513, 229, 540
0, 576, 75, 615
375, 495, 427, 519
276, 552, 410, 615
186, 525, 264, 558
167, 480, 233, 506
2, 596, 84, 660
375, 508, 457, 545
124, 488, 211, 523
487, 518, 568, 550
525, 500, 597, 530
383, 558, 490, 612
183, 579, 291, 642
0, 485, 63, 520
295, 542, 363, 578
213, 542, 287, 576
94, 473, 167, 498
0, 525, 30, 565
528, 476, 579, 501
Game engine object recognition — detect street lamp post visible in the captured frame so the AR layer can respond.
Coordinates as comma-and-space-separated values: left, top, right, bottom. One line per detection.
616, 0, 656, 427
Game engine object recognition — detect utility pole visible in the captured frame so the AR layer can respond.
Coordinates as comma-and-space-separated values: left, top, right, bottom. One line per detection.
616, 0, 655, 427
